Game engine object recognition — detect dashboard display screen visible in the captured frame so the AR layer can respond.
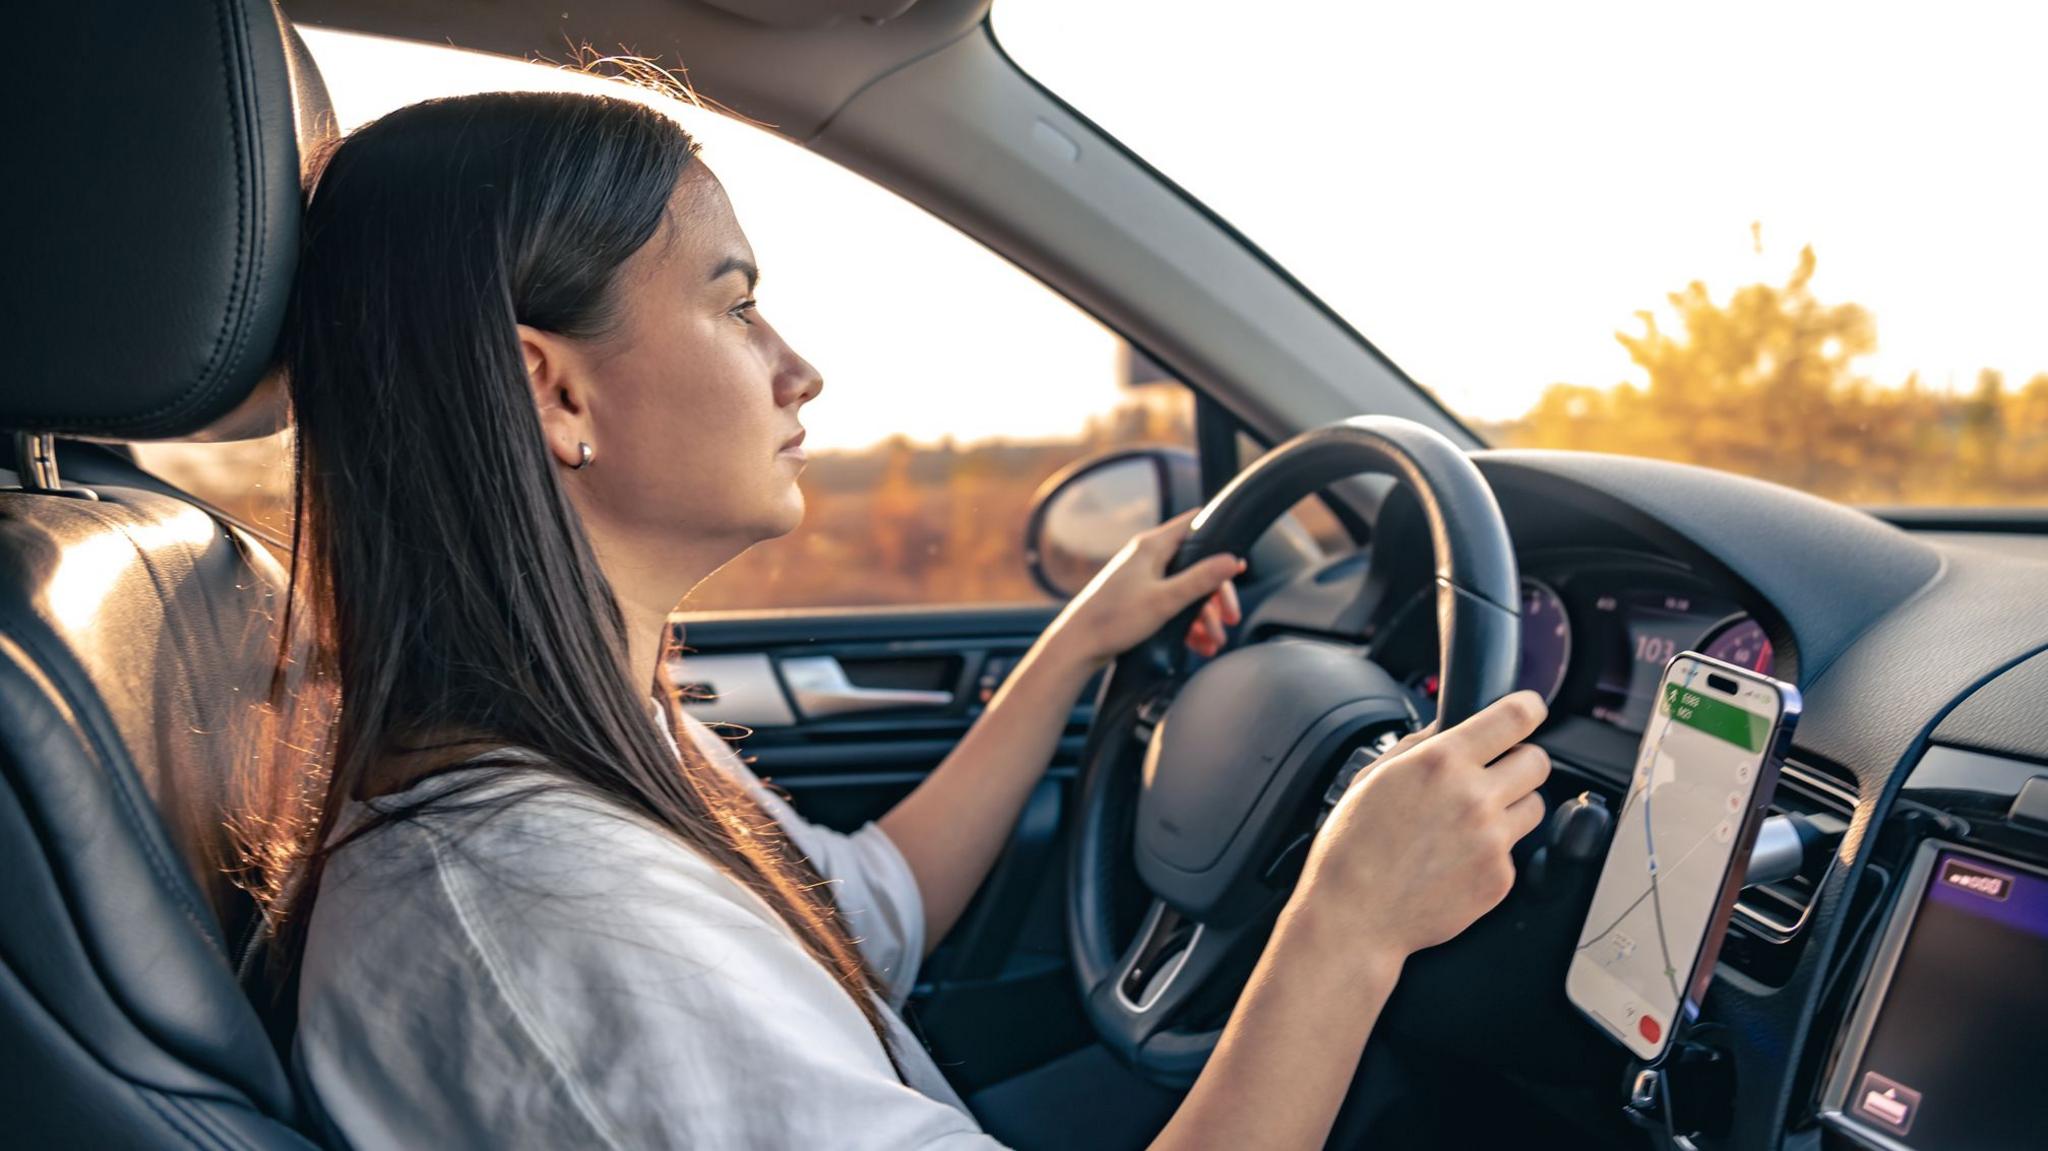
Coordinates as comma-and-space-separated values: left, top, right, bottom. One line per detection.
1589, 591, 1747, 732
1376, 564, 1780, 739
1836, 850, 2048, 1150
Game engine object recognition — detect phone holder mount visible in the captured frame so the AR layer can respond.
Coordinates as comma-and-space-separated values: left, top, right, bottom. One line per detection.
1622, 1024, 1736, 1149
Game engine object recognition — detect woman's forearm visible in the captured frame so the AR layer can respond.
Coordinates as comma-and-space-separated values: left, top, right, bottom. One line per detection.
877, 633, 1100, 948
1150, 900, 1404, 1151
877, 514, 1241, 949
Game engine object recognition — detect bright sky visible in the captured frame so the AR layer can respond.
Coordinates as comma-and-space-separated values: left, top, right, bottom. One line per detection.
302, 27, 1127, 452
997, 1, 2048, 419
307, 1, 2048, 444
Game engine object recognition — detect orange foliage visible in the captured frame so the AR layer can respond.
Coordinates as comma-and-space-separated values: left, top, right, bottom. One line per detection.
683, 385, 1194, 610
1486, 248, 2048, 506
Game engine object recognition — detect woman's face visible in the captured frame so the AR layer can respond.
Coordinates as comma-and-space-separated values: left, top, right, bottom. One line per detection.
540, 163, 821, 564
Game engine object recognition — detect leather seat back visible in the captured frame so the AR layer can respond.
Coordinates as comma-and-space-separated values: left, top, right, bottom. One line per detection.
0, 1, 333, 1145
0, 476, 309, 1147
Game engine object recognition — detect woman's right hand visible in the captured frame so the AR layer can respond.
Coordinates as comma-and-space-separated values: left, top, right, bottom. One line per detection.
1292, 690, 1552, 961
1148, 692, 1552, 1151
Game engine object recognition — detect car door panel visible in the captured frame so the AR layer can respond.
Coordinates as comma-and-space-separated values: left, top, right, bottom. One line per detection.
671, 605, 1095, 1089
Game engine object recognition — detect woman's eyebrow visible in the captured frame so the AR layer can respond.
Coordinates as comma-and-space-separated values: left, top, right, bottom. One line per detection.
708, 256, 759, 291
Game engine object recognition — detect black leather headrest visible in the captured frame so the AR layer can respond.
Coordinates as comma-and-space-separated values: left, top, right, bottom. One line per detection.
1, 0, 333, 441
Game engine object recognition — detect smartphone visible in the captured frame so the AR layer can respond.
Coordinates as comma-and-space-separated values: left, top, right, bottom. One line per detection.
1566, 650, 1801, 1062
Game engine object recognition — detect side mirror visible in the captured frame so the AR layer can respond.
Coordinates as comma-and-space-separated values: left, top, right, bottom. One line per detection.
1025, 447, 1202, 598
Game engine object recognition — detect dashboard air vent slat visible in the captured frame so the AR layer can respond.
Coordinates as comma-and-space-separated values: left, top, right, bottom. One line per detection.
1731, 759, 1857, 946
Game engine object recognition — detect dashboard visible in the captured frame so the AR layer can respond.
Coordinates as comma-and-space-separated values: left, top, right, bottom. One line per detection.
1243, 449, 2048, 1151
1373, 554, 1780, 739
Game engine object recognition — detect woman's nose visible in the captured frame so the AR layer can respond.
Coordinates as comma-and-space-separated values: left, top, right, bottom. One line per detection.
779, 350, 823, 408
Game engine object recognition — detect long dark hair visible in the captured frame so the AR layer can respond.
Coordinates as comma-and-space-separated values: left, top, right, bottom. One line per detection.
255, 91, 898, 1060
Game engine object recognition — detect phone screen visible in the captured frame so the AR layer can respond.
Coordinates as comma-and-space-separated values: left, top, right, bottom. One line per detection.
1566, 653, 1794, 1060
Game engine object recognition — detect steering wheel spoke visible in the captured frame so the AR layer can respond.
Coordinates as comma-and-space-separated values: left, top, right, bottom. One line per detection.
1090, 899, 1245, 1076
1130, 689, 1174, 746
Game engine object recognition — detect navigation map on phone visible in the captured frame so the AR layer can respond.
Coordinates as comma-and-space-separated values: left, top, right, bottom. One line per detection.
1566, 655, 1789, 1061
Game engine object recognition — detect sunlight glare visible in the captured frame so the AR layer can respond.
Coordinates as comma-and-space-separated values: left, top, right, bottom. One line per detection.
45, 505, 222, 632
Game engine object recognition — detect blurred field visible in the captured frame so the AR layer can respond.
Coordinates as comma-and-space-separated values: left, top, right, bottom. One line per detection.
134, 381, 1195, 610
137, 252, 2048, 614
688, 387, 1190, 610
1485, 249, 2048, 506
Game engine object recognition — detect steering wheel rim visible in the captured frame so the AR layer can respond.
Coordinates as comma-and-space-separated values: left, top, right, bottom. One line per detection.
1065, 415, 1521, 1085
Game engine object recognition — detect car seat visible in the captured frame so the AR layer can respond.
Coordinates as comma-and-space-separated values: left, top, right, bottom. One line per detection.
0, 1, 334, 1145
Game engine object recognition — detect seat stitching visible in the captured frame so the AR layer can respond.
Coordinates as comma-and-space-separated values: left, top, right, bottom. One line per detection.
164, 1090, 247, 1151
0, 938, 278, 1136
135, 1085, 233, 1151
59, 0, 262, 433
0, 631, 220, 950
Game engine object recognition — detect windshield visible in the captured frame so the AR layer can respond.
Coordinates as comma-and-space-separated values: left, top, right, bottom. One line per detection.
995, 2, 2048, 506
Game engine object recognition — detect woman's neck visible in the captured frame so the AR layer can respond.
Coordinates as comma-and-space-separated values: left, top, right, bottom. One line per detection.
354, 531, 728, 802
582, 528, 740, 692
620, 596, 672, 697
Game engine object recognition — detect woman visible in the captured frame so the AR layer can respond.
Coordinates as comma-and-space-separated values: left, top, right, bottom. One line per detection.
271, 90, 1551, 1149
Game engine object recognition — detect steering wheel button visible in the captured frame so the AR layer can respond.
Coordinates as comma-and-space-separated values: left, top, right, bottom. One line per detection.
1324, 747, 1377, 805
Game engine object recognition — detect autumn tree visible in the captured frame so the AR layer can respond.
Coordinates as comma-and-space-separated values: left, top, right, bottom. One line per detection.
1495, 247, 2048, 505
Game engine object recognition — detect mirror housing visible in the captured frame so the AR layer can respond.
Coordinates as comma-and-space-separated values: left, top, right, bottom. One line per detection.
1024, 447, 1202, 598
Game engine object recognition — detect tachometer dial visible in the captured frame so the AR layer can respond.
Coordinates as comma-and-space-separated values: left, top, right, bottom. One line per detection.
1517, 578, 1572, 704
1701, 616, 1774, 674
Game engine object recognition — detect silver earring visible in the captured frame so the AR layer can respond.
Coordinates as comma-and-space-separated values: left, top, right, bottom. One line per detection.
572, 442, 594, 470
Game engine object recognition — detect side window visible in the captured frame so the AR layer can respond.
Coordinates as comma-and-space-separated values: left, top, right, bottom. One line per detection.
136, 31, 1193, 610
1235, 432, 1360, 560
131, 430, 294, 541
1284, 492, 1358, 559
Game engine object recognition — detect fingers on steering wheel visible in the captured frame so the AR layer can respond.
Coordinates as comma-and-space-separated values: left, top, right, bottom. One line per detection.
1486, 742, 1553, 804
1187, 597, 1222, 656
1504, 789, 1548, 843
1217, 577, 1242, 626
1165, 553, 1244, 607
1187, 574, 1246, 656
1385, 723, 1438, 760
1148, 508, 1201, 551
1436, 690, 1549, 765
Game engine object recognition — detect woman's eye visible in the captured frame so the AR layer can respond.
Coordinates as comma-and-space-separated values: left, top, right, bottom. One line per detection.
729, 298, 759, 324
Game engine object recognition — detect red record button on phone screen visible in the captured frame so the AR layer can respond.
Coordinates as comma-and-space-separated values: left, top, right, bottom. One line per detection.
1638, 1015, 1662, 1044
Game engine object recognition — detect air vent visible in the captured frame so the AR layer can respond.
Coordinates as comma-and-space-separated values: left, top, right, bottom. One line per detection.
1733, 759, 1857, 944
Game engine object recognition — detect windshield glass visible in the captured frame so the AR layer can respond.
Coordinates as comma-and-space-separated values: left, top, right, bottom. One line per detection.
995, 2, 2048, 506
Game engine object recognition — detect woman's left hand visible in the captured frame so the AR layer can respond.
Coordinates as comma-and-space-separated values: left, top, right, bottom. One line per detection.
1045, 510, 1245, 669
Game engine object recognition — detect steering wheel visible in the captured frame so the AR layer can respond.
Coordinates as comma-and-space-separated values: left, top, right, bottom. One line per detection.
1065, 415, 1522, 1086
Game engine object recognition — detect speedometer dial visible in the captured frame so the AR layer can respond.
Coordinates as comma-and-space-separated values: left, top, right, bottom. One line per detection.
1702, 616, 1774, 674
1517, 579, 1572, 704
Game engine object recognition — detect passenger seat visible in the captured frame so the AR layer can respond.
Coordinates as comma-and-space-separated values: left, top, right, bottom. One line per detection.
0, 1, 334, 1145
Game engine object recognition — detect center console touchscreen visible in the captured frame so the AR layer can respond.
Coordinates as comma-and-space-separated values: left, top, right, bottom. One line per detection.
1823, 843, 2048, 1151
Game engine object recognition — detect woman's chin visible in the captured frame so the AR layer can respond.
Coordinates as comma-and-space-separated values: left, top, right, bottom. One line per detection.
762, 488, 806, 540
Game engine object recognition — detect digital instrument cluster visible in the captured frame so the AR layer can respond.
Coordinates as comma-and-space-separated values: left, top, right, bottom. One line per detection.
1382, 556, 1781, 736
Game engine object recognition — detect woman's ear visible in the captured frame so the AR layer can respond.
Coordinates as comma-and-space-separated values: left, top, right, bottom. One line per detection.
517, 323, 595, 470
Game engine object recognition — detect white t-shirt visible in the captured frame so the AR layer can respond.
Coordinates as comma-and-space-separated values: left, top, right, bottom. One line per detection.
296, 711, 1004, 1149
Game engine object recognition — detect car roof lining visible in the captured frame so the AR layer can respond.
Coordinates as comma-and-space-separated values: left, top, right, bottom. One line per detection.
282, 0, 995, 144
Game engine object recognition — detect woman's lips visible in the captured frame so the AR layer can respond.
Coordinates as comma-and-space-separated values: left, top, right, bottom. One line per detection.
779, 428, 807, 460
